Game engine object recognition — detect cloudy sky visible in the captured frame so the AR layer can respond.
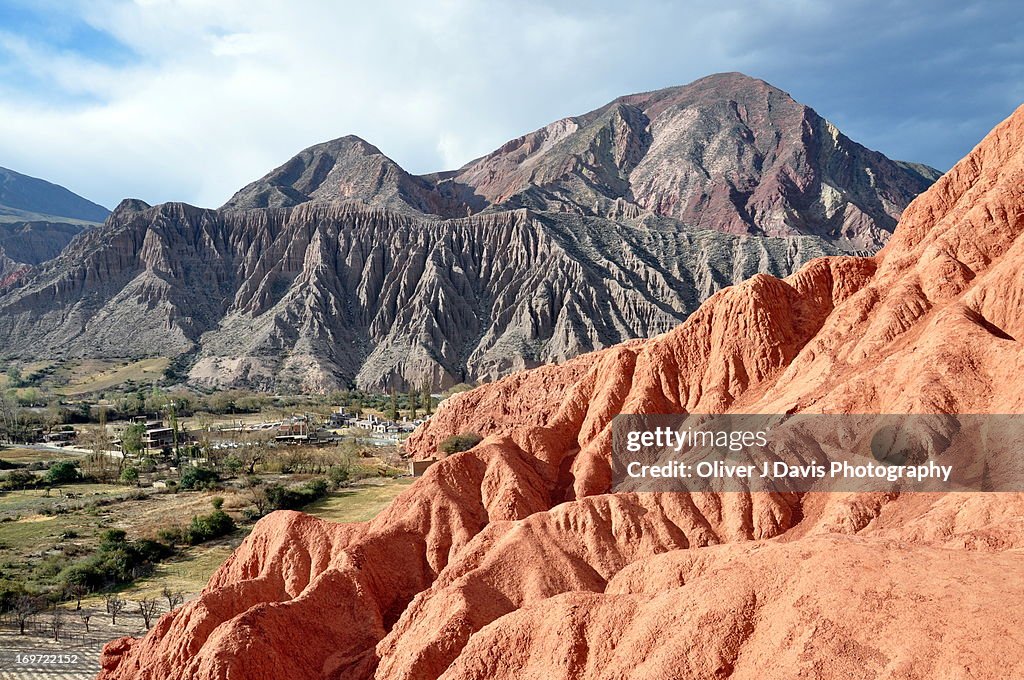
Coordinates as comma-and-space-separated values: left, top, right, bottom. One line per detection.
1, 0, 1021, 209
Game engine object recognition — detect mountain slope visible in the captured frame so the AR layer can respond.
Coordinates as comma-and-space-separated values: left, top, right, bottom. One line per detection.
447, 73, 938, 249
0, 166, 109, 223
221, 136, 478, 218
0, 201, 838, 389
227, 73, 937, 249
0, 166, 109, 279
97, 103, 1024, 680
0, 73, 937, 390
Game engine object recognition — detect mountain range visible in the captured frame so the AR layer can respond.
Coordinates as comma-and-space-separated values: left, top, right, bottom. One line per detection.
0, 166, 109, 282
0, 73, 940, 390
97, 100, 1024, 680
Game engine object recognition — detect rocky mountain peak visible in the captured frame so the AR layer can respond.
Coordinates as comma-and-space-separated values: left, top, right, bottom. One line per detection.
218, 73, 939, 250
0, 74, 946, 392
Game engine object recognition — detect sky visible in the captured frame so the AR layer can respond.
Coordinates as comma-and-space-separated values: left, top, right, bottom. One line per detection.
0, 0, 1021, 210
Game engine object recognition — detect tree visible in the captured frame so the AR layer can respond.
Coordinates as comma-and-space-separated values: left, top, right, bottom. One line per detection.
244, 476, 269, 516
234, 433, 270, 475
121, 422, 146, 455
421, 382, 433, 415
168, 401, 180, 458
49, 607, 67, 641
80, 611, 92, 633
45, 461, 80, 485
407, 389, 417, 420
0, 389, 30, 443
108, 596, 126, 625
65, 583, 88, 610
387, 387, 398, 421
137, 598, 160, 629
161, 586, 184, 611
5, 365, 23, 388
12, 594, 42, 634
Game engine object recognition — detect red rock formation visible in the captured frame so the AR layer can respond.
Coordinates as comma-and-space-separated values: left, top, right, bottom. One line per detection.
99, 103, 1024, 679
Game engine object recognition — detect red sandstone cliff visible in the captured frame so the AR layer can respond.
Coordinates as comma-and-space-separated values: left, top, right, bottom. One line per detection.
98, 103, 1024, 679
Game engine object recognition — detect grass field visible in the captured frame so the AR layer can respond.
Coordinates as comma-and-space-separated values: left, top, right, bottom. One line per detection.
0, 513, 86, 554
0, 483, 132, 517
303, 478, 413, 524
0, 484, 139, 581
56, 358, 170, 396
0, 446, 79, 465
106, 478, 413, 600
0, 357, 170, 396
120, 541, 239, 599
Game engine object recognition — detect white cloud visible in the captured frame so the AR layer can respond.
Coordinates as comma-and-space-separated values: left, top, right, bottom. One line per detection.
0, 0, 1018, 209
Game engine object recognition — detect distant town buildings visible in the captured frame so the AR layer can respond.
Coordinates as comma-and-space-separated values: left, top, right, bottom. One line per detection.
112, 416, 185, 455
42, 425, 77, 445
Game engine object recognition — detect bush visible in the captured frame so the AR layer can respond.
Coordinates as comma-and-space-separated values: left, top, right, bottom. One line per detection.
44, 461, 80, 485
262, 478, 330, 512
156, 528, 182, 546
438, 432, 483, 455
1, 470, 36, 490
327, 465, 351, 488
180, 466, 219, 490
182, 509, 235, 545
119, 466, 139, 486
58, 530, 173, 592
223, 455, 243, 474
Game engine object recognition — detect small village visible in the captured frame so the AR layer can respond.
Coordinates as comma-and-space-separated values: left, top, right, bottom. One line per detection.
0, 378, 485, 673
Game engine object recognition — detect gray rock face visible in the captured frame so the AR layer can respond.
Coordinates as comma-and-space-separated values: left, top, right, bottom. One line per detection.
0, 200, 839, 390
0, 73, 940, 390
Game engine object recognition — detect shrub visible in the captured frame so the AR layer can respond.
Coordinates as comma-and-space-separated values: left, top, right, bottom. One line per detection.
180, 466, 219, 490
156, 527, 183, 546
182, 509, 235, 545
327, 465, 350, 488
223, 455, 243, 474
44, 461, 80, 485
119, 466, 139, 486
1, 470, 35, 490
438, 432, 483, 455
58, 531, 173, 592
262, 478, 330, 512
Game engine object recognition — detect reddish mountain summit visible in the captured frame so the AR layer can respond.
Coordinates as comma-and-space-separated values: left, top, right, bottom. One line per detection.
99, 102, 1024, 679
